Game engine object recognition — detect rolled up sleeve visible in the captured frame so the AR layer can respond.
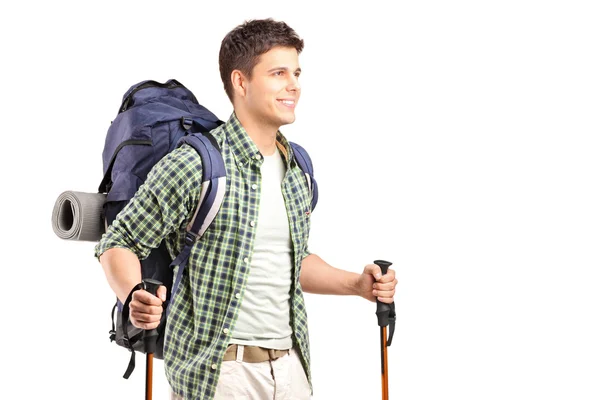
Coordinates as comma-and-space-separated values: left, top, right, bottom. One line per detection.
94, 145, 203, 261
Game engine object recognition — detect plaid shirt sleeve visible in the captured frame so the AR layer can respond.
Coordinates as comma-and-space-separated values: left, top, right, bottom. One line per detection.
94, 145, 202, 260
302, 238, 311, 259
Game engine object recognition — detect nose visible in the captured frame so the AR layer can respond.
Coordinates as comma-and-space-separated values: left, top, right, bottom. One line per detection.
287, 76, 300, 92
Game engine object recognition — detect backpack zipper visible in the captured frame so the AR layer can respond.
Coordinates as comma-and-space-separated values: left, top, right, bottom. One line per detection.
120, 80, 184, 113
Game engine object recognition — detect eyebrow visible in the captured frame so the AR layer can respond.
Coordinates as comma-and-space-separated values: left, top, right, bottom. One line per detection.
267, 67, 302, 74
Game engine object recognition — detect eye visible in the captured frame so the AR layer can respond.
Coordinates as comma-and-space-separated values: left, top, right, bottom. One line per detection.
274, 71, 284, 76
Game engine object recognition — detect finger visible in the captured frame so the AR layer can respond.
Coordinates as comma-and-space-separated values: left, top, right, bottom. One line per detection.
130, 310, 162, 324
363, 264, 383, 281
374, 279, 398, 291
377, 268, 395, 283
372, 288, 395, 299
157, 285, 167, 302
133, 289, 163, 306
375, 295, 395, 304
130, 302, 163, 316
131, 319, 161, 330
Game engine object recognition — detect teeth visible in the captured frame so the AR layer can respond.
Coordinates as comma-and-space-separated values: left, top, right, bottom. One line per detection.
279, 100, 294, 105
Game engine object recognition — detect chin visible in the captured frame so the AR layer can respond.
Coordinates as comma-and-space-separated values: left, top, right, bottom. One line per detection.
278, 114, 296, 126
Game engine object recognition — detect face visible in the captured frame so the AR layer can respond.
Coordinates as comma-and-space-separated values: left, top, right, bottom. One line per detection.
236, 46, 301, 130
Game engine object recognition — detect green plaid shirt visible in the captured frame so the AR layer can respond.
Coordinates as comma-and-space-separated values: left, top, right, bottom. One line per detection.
95, 113, 313, 399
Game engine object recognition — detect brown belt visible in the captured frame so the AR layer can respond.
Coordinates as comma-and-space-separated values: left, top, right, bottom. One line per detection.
223, 344, 290, 363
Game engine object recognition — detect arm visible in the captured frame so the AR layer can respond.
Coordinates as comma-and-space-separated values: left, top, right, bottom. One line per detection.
299, 254, 360, 296
299, 253, 397, 303
95, 146, 203, 327
99, 247, 165, 329
100, 247, 142, 304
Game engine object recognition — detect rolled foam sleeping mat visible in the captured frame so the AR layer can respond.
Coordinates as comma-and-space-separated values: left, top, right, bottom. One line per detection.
52, 191, 107, 241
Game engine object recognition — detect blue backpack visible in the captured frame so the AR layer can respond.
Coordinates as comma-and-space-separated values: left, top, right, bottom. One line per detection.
98, 79, 318, 378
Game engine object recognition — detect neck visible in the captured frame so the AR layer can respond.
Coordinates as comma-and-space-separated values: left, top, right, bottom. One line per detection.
235, 108, 278, 156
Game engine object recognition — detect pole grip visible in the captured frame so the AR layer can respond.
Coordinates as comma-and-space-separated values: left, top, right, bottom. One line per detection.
142, 278, 163, 354
374, 260, 393, 327
143, 279, 162, 297
375, 260, 392, 275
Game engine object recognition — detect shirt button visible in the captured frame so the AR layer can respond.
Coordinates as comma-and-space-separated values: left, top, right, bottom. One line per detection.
211, 364, 217, 370
250, 221, 255, 227
244, 257, 249, 263
255, 154, 261, 160
223, 328, 230, 334
251, 184, 258, 190
235, 293, 241, 299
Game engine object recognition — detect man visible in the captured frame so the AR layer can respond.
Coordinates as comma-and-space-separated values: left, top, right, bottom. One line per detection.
95, 18, 397, 400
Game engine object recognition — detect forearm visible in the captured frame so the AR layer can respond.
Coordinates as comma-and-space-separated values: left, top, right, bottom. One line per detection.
99, 247, 142, 304
299, 253, 360, 296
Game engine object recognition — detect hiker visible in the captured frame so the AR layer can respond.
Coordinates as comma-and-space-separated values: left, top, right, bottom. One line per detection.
95, 18, 397, 400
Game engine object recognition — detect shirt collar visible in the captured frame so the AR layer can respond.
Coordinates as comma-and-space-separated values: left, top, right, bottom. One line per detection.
224, 112, 295, 169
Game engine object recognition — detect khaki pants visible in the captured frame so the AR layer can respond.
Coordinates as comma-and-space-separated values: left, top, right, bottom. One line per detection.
170, 347, 312, 400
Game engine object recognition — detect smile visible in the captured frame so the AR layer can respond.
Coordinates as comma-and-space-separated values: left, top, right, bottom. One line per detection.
277, 99, 295, 108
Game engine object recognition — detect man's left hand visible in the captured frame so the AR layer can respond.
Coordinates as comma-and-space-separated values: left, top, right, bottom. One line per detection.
355, 264, 397, 303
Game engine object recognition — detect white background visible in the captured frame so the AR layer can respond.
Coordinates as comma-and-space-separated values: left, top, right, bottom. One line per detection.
2, 0, 599, 399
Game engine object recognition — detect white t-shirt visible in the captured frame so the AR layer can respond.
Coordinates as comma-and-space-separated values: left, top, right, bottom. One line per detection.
230, 148, 294, 350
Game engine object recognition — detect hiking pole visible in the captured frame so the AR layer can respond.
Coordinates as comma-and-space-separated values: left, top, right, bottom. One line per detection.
374, 260, 396, 400
142, 278, 162, 400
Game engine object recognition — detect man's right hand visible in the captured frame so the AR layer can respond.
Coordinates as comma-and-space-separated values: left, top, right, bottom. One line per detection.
129, 285, 167, 330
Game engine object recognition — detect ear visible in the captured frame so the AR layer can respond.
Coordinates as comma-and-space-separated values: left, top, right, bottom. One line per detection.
231, 70, 247, 99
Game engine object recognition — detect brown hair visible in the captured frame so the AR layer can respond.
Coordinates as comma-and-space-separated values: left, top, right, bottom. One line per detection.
219, 18, 304, 102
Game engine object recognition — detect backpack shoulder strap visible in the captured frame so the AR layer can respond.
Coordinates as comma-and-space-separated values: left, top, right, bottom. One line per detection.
167, 132, 227, 309
179, 132, 227, 237
290, 142, 318, 211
